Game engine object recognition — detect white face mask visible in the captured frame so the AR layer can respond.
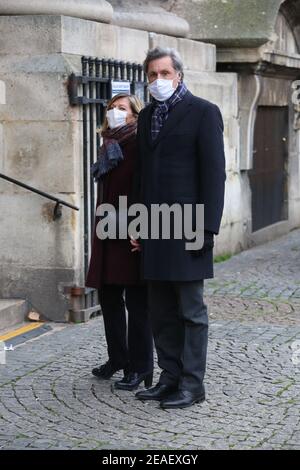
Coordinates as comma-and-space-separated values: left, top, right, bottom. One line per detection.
148, 79, 176, 102
106, 108, 127, 129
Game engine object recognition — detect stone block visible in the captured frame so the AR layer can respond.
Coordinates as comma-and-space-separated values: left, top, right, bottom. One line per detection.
164, 0, 282, 47
0, 124, 4, 172
61, 16, 149, 63
110, 0, 189, 38
0, 81, 6, 172
0, 80, 5, 104
0, 15, 149, 63
178, 38, 216, 72
2, 121, 78, 194
0, 0, 113, 24
184, 71, 238, 117
0, 70, 76, 122
0, 192, 77, 268
0, 263, 76, 322
0, 15, 63, 55
222, 171, 248, 228
215, 220, 246, 255
149, 33, 216, 72
289, 197, 300, 229
0, 299, 29, 331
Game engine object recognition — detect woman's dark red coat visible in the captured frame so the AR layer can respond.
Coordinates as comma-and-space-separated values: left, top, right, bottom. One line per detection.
85, 136, 141, 288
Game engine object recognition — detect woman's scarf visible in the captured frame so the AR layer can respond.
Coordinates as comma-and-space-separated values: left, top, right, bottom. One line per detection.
91, 121, 137, 181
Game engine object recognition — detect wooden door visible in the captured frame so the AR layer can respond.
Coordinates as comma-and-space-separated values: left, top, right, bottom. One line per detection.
249, 106, 288, 232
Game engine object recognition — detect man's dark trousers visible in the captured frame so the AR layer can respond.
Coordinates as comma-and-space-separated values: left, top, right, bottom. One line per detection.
148, 280, 207, 393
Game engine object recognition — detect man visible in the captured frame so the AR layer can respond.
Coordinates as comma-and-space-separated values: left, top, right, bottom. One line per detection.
133, 47, 226, 409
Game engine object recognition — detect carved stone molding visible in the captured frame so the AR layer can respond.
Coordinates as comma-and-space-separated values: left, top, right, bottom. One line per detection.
0, 0, 113, 23
109, 1, 189, 38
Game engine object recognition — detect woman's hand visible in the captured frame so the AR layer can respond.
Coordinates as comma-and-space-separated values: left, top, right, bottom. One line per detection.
130, 236, 141, 252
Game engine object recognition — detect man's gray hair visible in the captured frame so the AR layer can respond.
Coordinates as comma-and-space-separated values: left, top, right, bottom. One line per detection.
143, 47, 184, 79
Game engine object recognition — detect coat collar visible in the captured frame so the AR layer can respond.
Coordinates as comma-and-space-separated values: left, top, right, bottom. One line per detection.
142, 90, 194, 149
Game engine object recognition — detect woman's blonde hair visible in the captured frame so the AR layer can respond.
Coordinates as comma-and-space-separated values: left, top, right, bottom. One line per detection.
98, 93, 144, 133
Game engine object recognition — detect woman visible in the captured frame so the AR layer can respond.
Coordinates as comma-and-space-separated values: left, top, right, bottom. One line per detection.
86, 93, 153, 391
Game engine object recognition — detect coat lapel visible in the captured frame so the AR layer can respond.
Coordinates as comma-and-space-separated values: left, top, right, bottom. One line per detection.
143, 90, 194, 149
143, 103, 155, 149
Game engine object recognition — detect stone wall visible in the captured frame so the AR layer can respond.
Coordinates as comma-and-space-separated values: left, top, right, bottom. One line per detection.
0, 14, 239, 321
0, 79, 5, 174
0, 0, 113, 23
161, 0, 283, 46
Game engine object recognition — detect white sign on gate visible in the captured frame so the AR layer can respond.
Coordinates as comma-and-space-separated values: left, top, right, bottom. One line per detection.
111, 80, 131, 97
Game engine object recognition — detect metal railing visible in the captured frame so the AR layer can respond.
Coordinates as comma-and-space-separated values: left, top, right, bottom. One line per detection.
0, 172, 79, 220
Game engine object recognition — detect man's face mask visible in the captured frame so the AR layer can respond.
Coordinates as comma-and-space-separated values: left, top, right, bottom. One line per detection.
148, 79, 176, 102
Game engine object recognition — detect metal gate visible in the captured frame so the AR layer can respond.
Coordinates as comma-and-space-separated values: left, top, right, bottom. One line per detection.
249, 106, 289, 232
67, 57, 149, 320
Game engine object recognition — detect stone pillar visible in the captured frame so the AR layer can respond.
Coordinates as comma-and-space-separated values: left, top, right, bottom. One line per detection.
110, 0, 189, 38
0, 17, 82, 322
0, 80, 5, 173
0, 0, 113, 23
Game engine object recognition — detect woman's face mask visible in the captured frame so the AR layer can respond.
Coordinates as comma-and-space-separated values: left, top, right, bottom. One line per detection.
106, 108, 128, 129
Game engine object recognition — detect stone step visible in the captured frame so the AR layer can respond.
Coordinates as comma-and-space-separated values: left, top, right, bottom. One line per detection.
0, 299, 29, 332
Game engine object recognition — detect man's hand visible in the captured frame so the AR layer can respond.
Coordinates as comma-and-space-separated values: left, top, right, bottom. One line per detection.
190, 230, 214, 257
130, 236, 141, 252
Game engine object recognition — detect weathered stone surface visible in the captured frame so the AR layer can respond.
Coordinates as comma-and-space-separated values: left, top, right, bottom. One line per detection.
110, 0, 189, 38
0, 0, 113, 23
280, 0, 300, 51
0, 15, 149, 63
0, 16, 84, 323
0, 265, 76, 322
184, 71, 238, 118
162, 0, 283, 47
0, 299, 28, 331
0, 192, 77, 267
149, 33, 216, 72
0, 81, 5, 105
0, 124, 4, 172
0, 69, 76, 122
0, 15, 63, 55
1, 121, 78, 193
61, 16, 149, 63
0, 81, 4, 173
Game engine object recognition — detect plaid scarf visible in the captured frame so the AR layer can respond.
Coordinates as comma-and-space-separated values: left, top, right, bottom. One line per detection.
151, 81, 188, 140
91, 122, 137, 180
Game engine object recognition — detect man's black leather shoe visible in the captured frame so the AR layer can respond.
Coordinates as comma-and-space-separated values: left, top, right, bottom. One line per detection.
160, 390, 205, 409
135, 383, 177, 401
115, 372, 153, 391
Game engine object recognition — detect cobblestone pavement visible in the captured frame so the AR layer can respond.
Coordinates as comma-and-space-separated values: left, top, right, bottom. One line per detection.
0, 229, 300, 450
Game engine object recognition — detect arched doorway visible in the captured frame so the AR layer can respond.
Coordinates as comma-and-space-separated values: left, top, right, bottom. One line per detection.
249, 9, 299, 233
249, 105, 289, 232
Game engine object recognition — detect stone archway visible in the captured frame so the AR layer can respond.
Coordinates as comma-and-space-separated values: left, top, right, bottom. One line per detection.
281, 0, 300, 51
